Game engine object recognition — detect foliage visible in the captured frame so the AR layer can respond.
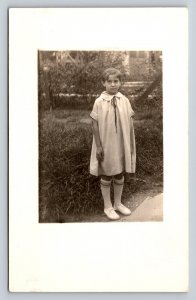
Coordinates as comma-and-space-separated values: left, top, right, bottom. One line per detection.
38, 50, 162, 111
39, 51, 127, 99
132, 82, 163, 112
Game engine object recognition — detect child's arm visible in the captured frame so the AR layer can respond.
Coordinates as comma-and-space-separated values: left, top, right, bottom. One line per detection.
92, 119, 104, 161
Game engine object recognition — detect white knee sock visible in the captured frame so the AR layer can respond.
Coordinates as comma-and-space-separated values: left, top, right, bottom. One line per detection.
113, 177, 124, 206
100, 179, 112, 209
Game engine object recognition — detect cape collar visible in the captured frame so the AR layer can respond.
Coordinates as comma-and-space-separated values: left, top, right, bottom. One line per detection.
100, 91, 122, 101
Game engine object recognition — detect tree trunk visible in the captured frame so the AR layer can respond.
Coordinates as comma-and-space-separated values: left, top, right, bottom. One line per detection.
137, 73, 162, 102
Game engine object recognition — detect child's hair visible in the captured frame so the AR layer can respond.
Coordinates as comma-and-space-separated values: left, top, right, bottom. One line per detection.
101, 68, 122, 83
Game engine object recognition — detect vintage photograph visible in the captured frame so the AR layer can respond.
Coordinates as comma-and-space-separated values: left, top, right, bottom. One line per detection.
38, 50, 163, 223
9, 8, 188, 292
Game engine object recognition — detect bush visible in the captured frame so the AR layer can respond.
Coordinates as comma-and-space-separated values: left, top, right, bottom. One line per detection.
39, 51, 127, 100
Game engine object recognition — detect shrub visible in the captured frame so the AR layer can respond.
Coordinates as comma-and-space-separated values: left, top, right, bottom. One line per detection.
39, 51, 127, 101
38, 50, 162, 111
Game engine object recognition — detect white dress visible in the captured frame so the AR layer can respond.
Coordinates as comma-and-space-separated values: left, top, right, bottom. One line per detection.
90, 91, 136, 176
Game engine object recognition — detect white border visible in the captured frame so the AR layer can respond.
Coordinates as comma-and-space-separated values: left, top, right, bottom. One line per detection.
9, 8, 188, 292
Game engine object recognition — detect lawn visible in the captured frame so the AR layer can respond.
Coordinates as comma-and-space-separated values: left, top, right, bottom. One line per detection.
39, 107, 163, 222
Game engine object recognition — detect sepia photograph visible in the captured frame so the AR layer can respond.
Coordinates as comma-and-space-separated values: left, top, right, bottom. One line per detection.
38, 50, 163, 223
9, 8, 188, 292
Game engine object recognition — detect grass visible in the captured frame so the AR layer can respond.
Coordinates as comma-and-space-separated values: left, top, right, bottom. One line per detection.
39, 102, 163, 222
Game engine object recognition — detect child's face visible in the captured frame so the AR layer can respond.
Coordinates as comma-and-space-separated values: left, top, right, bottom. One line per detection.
102, 74, 121, 95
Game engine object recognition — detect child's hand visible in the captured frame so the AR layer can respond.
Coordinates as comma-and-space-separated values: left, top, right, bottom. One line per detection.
96, 146, 104, 162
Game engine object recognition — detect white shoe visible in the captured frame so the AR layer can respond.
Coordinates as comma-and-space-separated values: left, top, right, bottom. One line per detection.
114, 203, 131, 216
104, 207, 120, 220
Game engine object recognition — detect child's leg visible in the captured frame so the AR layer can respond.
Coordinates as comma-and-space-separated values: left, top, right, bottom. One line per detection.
113, 173, 124, 207
113, 173, 131, 215
100, 176, 112, 209
101, 175, 120, 220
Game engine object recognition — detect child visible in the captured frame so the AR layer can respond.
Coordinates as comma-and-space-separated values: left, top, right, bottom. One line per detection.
90, 68, 136, 220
